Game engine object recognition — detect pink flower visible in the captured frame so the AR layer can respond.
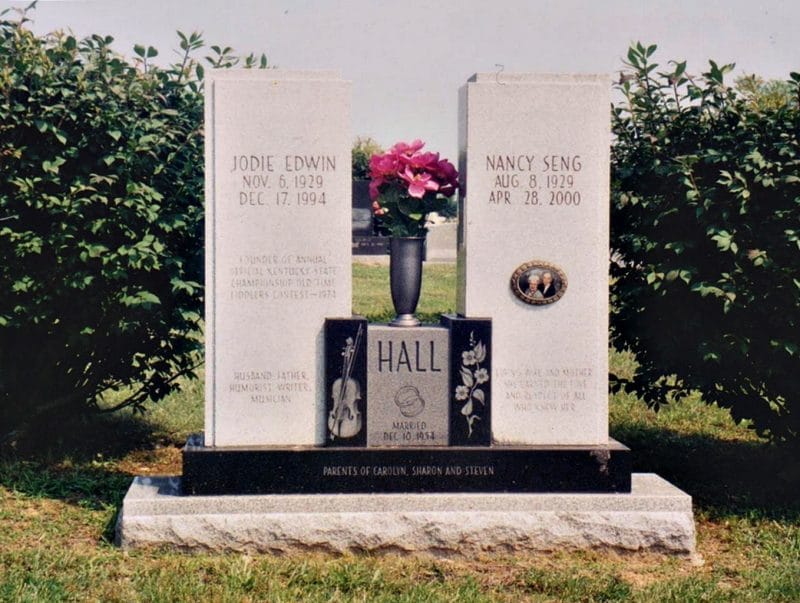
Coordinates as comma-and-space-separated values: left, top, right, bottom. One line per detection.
390, 139, 425, 157
407, 151, 440, 170
367, 140, 460, 232
435, 158, 458, 183
432, 158, 459, 196
369, 154, 398, 178
369, 177, 384, 201
372, 201, 386, 216
399, 166, 439, 198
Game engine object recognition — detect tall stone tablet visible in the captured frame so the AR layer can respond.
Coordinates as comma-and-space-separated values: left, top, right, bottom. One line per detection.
205, 70, 352, 446
457, 73, 610, 445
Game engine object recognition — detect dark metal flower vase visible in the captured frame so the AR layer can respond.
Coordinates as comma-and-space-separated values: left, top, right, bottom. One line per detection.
389, 237, 424, 327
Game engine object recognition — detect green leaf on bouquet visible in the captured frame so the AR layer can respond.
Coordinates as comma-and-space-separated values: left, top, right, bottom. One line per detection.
398, 194, 424, 220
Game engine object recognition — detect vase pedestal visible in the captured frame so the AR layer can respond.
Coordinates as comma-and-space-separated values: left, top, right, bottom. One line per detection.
324, 315, 493, 447
390, 313, 421, 327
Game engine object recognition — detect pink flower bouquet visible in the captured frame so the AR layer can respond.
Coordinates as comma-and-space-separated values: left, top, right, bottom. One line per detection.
369, 139, 459, 237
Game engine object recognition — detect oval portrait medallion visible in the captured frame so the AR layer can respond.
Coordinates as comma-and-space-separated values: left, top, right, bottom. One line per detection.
510, 261, 568, 305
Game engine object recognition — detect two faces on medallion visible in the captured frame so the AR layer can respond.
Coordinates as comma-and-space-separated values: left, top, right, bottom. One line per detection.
526, 271, 557, 300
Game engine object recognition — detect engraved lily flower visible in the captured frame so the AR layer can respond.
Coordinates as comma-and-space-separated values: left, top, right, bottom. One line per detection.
461, 349, 477, 366
455, 333, 489, 438
455, 385, 470, 401
473, 341, 486, 363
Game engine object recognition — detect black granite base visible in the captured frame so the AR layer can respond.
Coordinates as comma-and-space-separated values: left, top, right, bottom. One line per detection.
182, 435, 631, 495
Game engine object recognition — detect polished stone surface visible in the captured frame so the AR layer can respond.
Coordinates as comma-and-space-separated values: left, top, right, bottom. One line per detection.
324, 317, 369, 447
181, 436, 630, 495
440, 315, 492, 446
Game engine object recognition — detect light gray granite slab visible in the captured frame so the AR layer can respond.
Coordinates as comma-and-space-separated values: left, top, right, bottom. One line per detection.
116, 473, 695, 555
457, 73, 611, 446
204, 70, 352, 447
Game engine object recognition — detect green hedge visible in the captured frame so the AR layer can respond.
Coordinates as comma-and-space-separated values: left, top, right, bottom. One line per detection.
611, 43, 800, 443
3, 9, 798, 448
0, 5, 266, 433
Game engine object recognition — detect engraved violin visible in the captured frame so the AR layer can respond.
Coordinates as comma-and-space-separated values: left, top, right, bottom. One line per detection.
328, 324, 363, 439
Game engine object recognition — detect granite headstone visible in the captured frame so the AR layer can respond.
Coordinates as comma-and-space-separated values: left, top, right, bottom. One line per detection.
204, 70, 352, 446
457, 73, 610, 445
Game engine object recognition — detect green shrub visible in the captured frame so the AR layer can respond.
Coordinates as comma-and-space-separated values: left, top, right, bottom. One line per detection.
352, 136, 383, 180
736, 74, 794, 112
610, 43, 800, 443
0, 4, 267, 435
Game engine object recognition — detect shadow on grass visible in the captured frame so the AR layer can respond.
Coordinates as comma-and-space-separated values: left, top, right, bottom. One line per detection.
0, 449, 133, 544
2, 406, 178, 462
2, 396, 798, 531
0, 410, 181, 542
613, 422, 800, 520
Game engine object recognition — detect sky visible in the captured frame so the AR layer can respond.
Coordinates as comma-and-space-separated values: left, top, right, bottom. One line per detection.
6, 0, 799, 161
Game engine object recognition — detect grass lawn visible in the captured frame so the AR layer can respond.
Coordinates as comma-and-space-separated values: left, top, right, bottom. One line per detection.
1, 263, 798, 602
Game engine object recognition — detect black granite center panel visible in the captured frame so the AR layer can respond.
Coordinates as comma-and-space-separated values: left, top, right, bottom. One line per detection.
182, 437, 631, 495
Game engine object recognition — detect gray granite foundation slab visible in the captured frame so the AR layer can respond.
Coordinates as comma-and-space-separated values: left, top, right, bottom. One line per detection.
116, 473, 694, 555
